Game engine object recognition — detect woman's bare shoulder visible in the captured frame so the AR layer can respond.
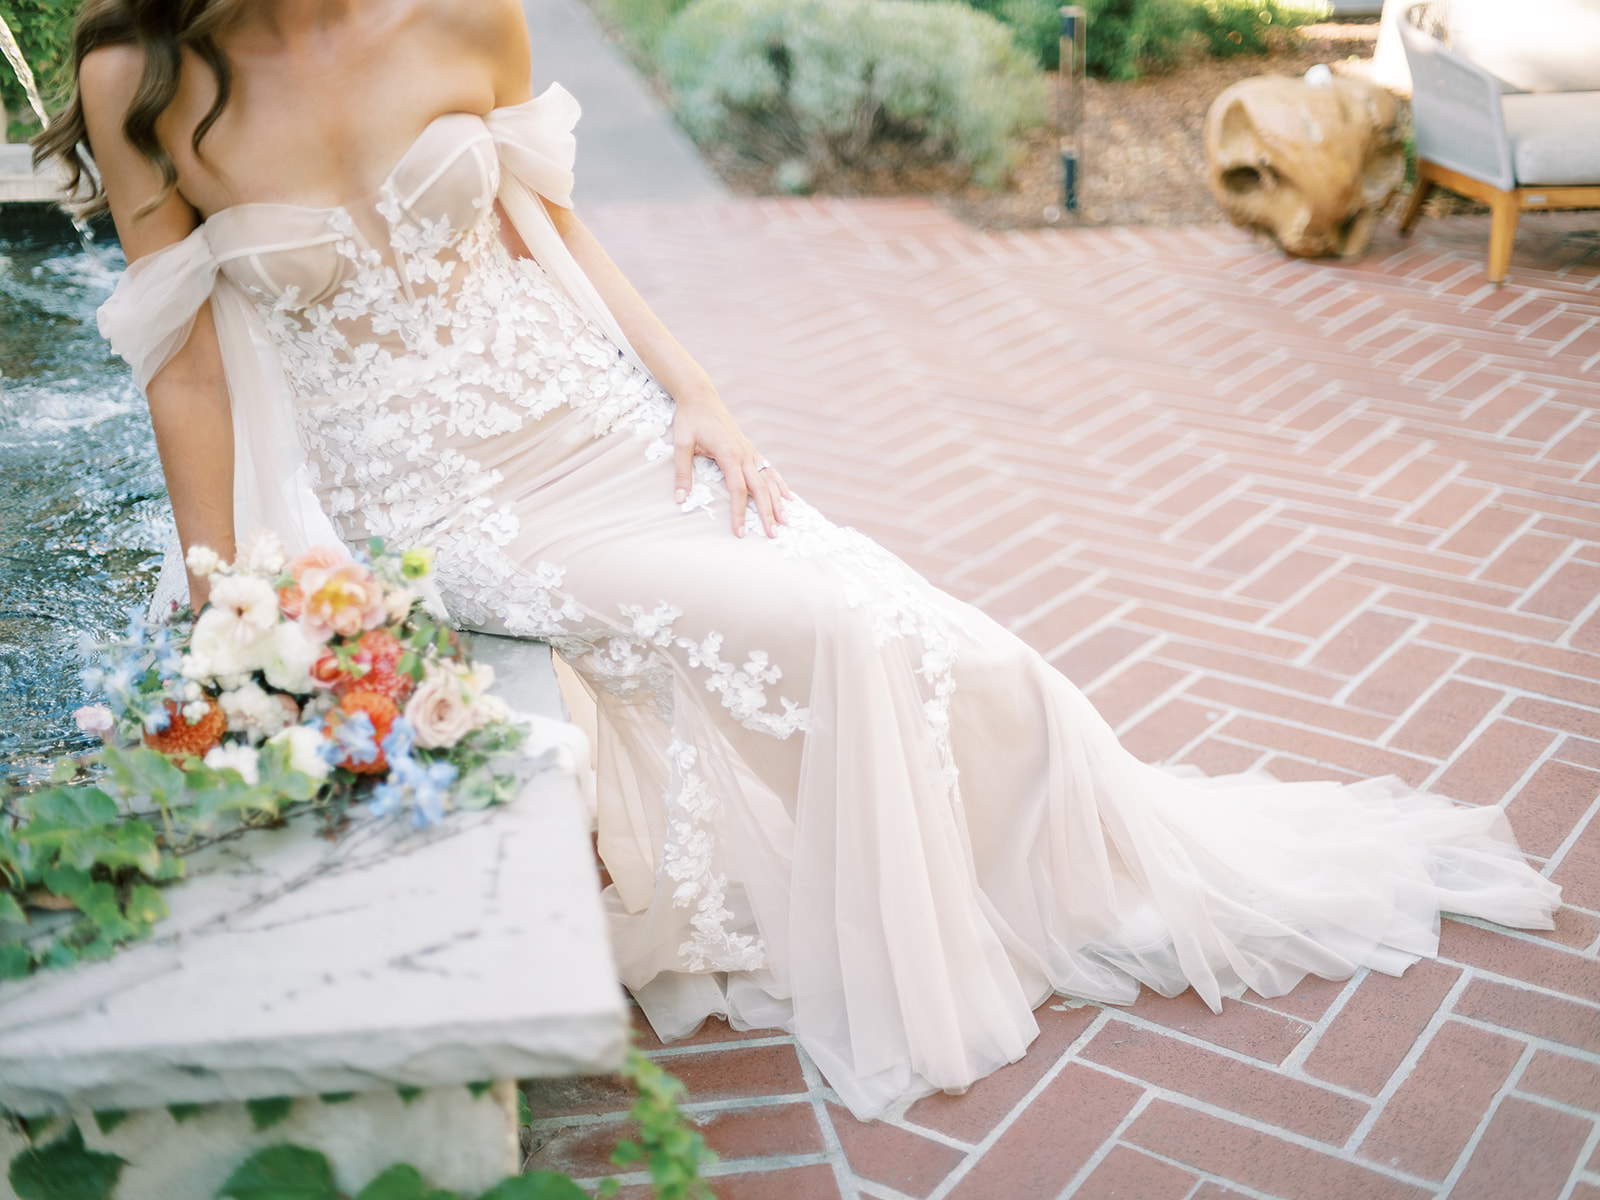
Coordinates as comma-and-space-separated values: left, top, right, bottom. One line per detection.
77, 42, 144, 122
426, 0, 532, 104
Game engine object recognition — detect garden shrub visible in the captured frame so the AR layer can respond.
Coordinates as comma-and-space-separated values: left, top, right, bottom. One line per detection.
0, 0, 76, 129
1199, 0, 1331, 56
658, 0, 1048, 188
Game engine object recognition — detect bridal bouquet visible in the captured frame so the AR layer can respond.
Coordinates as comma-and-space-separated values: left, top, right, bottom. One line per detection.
0, 535, 526, 978
74, 533, 528, 828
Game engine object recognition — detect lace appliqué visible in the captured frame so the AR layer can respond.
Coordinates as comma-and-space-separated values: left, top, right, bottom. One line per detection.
661, 738, 765, 972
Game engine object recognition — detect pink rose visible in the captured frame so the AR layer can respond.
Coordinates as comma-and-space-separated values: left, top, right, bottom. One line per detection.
404, 674, 480, 749
298, 562, 387, 642
279, 545, 350, 619
73, 703, 115, 742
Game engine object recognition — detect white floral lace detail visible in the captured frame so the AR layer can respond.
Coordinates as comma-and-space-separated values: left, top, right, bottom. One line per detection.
662, 738, 765, 972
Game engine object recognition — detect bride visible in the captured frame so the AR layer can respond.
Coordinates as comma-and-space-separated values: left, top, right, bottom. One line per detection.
45, 0, 1559, 1120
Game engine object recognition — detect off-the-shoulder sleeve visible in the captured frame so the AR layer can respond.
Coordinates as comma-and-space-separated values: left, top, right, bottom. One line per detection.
97, 227, 220, 391
486, 84, 652, 380
485, 83, 580, 209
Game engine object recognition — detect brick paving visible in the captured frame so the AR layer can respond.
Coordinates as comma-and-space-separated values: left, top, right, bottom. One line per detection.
525, 202, 1600, 1199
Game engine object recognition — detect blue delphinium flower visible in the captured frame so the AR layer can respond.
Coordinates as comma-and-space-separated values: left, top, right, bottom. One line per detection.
332, 710, 379, 767
369, 719, 458, 828
382, 717, 417, 763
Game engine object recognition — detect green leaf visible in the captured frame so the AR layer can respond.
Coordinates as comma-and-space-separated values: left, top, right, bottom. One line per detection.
396, 1087, 422, 1105
317, 1092, 354, 1106
90, 1111, 126, 1136
0, 943, 32, 979
245, 1097, 294, 1131
465, 1081, 492, 1099
7, 1122, 125, 1200
23, 787, 117, 831
516, 1091, 531, 1126
167, 1104, 201, 1124
475, 1174, 590, 1200
124, 885, 169, 934
0, 892, 28, 926
217, 1144, 339, 1200
354, 1164, 428, 1200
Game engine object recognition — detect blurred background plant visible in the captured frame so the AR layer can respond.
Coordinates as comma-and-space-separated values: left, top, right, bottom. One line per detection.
660, 0, 1047, 192
0, 0, 75, 142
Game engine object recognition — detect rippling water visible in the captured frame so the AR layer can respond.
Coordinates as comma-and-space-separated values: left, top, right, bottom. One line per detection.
0, 213, 169, 782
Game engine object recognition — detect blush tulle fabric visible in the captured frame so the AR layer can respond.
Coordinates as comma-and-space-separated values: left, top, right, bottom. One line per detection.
97, 84, 1560, 1119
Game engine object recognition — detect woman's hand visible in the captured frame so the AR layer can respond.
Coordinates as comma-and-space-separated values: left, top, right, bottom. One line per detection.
673, 391, 793, 538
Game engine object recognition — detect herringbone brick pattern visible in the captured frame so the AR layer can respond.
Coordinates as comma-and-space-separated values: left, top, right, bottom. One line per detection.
524, 202, 1600, 1199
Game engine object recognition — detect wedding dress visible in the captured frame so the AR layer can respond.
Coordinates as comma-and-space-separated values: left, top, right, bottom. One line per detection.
96, 85, 1560, 1120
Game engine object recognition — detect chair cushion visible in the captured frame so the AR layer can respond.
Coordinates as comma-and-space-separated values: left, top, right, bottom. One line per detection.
1502, 91, 1600, 186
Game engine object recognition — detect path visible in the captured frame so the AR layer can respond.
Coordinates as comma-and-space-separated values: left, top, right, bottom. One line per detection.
528, 199, 1600, 1199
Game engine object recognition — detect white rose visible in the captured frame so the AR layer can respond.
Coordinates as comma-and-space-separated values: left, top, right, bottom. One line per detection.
219, 681, 292, 741
262, 621, 320, 694
190, 608, 268, 678
267, 724, 332, 781
185, 544, 222, 578
203, 743, 260, 785
404, 671, 479, 749
209, 574, 281, 644
240, 530, 287, 575
383, 585, 416, 623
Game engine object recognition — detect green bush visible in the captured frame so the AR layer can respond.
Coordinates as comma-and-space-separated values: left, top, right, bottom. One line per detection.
1199, 0, 1330, 56
0, 0, 76, 128
956, 0, 1330, 80
658, 0, 1048, 188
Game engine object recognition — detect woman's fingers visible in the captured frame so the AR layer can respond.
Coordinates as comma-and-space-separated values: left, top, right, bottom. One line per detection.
673, 438, 695, 506
723, 452, 750, 537
746, 461, 779, 538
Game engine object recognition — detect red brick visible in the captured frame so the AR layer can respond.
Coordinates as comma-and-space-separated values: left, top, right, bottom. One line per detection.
1517, 1049, 1600, 1111
1126, 1099, 1430, 1200
1086, 660, 1189, 728
526, 1118, 633, 1178
628, 1004, 775, 1052
1190, 675, 1387, 740
825, 1104, 963, 1198
1207, 521, 1301, 577
1083, 1020, 1366, 1142
1478, 533, 1568, 588
711, 1164, 842, 1200
1533, 905, 1600, 951
983, 562, 1092, 620
1310, 611, 1416, 677
1358, 1020, 1524, 1180
1264, 755, 1366, 784
1217, 714, 1432, 785
1440, 920, 1600, 1004
1441, 504, 1526, 559
1245, 973, 1347, 1022
1553, 807, 1600, 910
656, 1045, 807, 1102
1388, 680, 1503, 759
525, 1074, 635, 1120
1344, 643, 1460, 716
1506, 760, 1600, 857
1125, 987, 1310, 1063
1372, 456, 1454, 504
944, 1063, 1142, 1200
1046, 621, 1150, 686
906, 1002, 1097, 1143
1572, 1183, 1600, 1200
1405, 483, 1492, 531
1432, 720, 1557, 805
1073, 1144, 1197, 1200
1524, 561, 1600, 621
1451, 1095, 1593, 1200
1303, 959, 1461, 1096
1237, 550, 1340, 604
1119, 699, 1218, 763
1456, 977, 1600, 1058
1180, 737, 1266, 776
1271, 576, 1380, 639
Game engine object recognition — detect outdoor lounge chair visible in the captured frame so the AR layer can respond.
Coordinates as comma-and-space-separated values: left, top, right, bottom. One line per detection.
1396, 6, 1600, 284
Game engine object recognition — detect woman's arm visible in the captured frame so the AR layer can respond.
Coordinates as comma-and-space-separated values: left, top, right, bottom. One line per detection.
80, 46, 234, 606
472, 0, 791, 538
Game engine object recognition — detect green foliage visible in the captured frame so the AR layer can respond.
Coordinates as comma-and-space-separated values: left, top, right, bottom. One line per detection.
0, 0, 76, 123
1198, 0, 1329, 56
954, 0, 1328, 80
659, 0, 1048, 188
608, 1051, 716, 1200
88, 1112, 125, 1137
217, 1144, 337, 1200
245, 1098, 294, 1132
166, 1103, 201, 1124
7, 1123, 125, 1200
477, 1177, 588, 1200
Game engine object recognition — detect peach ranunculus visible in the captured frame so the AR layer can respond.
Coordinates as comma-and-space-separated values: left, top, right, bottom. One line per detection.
298, 561, 388, 642
279, 545, 349, 620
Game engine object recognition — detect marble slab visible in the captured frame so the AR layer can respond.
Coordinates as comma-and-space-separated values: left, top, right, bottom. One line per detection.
0, 641, 625, 1114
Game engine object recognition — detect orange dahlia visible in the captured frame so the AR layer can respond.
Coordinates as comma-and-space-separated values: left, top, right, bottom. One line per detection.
144, 697, 227, 759
325, 691, 399, 775
345, 629, 414, 703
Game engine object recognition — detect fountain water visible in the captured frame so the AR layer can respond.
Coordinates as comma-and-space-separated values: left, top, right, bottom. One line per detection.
0, 13, 99, 247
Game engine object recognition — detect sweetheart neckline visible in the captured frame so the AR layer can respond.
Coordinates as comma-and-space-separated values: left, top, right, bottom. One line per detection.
197, 107, 494, 230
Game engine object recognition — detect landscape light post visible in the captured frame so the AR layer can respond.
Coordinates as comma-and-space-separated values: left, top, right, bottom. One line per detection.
1058, 5, 1086, 212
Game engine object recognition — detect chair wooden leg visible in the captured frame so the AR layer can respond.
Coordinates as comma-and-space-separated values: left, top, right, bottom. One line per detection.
1486, 190, 1521, 284
1398, 175, 1435, 234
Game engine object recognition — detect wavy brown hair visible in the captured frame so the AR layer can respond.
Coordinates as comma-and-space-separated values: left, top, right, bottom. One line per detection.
34, 0, 247, 217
